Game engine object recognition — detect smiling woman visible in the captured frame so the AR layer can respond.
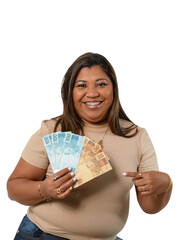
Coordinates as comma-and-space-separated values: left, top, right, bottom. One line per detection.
7, 52, 172, 240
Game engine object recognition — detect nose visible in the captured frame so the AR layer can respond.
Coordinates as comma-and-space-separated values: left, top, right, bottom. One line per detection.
86, 87, 100, 98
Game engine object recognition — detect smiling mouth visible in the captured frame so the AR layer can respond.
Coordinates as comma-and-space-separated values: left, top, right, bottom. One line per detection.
84, 101, 103, 107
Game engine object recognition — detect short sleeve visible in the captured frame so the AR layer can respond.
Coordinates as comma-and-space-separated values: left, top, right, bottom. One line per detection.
138, 128, 159, 172
21, 121, 53, 169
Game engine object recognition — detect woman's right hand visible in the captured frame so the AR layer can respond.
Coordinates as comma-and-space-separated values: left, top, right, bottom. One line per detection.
7, 158, 78, 205
41, 167, 77, 200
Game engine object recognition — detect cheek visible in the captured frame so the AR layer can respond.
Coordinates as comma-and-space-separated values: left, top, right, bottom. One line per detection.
105, 88, 114, 105
73, 89, 79, 104
73, 89, 83, 107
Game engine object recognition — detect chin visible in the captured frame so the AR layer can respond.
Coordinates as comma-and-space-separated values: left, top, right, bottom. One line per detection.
83, 117, 108, 125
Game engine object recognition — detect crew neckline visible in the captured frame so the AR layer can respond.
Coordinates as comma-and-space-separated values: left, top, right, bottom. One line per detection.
84, 122, 109, 133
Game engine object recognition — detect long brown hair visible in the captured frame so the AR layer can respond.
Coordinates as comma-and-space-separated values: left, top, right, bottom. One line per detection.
53, 52, 138, 137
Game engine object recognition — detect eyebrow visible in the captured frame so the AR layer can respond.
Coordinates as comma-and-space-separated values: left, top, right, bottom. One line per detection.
75, 78, 109, 83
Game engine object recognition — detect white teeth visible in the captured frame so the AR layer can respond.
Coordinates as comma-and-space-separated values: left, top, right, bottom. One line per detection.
85, 102, 102, 106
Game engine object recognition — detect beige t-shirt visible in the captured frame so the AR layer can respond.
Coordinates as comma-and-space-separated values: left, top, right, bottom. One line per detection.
22, 119, 158, 240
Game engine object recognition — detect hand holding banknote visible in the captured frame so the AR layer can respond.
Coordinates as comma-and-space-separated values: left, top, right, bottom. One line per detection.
42, 131, 112, 192
40, 167, 78, 200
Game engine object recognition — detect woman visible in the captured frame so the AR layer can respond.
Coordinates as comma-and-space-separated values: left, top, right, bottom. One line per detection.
7, 52, 172, 240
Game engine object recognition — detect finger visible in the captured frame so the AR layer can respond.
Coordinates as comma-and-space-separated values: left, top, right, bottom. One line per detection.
133, 179, 146, 187
52, 167, 72, 181
55, 177, 78, 199
137, 185, 148, 192
140, 190, 153, 196
55, 171, 75, 186
59, 177, 78, 193
123, 172, 143, 178
57, 187, 73, 199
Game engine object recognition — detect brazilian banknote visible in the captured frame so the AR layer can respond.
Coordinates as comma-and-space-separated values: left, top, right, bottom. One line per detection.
43, 132, 112, 187
43, 131, 85, 173
73, 137, 112, 188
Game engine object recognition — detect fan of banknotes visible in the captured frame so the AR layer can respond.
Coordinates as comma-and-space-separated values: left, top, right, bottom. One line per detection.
42, 131, 112, 188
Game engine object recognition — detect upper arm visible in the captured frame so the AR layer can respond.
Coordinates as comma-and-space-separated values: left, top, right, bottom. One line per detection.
138, 128, 159, 172
7, 157, 47, 183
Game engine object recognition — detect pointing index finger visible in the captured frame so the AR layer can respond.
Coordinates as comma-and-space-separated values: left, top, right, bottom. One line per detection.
123, 172, 143, 178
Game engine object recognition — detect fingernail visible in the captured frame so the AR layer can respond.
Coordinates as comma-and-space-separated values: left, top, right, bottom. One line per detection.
73, 177, 77, 182
123, 172, 127, 176
70, 172, 75, 177
68, 167, 72, 171
69, 186, 73, 191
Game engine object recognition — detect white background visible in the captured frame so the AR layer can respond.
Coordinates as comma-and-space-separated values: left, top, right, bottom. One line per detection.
0, 0, 178, 239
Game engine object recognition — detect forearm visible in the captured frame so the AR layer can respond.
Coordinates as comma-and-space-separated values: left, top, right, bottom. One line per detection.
137, 185, 172, 214
7, 179, 46, 206
7, 159, 76, 206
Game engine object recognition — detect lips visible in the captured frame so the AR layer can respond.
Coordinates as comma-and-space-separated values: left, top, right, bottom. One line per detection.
83, 101, 103, 108
85, 101, 102, 106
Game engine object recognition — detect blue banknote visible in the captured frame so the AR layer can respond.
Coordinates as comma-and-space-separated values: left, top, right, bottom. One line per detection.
43, 131, 85, 173
42, 134, 53, 169
43, 133, 56, 173
51, 131, 72, 173
57, 133, 85, 173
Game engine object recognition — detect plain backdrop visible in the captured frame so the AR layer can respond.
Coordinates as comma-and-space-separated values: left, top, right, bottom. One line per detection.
0, 0, 178, 239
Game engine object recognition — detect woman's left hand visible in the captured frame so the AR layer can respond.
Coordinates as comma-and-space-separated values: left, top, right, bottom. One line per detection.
123, 171, 170, 196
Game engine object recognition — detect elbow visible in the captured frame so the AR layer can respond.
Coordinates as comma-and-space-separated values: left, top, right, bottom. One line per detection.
6, 179, 14, 201
6, 181, 28, 205
141, 207, 162, 214
140, 202, 167, 214
6, 178, 33, 206
6, 178, 20, 202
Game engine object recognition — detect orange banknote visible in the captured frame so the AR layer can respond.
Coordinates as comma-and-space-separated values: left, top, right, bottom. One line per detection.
74, 137, 112, 188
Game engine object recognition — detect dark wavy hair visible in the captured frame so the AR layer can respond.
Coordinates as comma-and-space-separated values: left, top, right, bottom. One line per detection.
53, 52, 138, 137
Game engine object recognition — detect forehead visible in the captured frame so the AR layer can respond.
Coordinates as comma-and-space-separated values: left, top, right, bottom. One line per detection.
76, 65, 110, 81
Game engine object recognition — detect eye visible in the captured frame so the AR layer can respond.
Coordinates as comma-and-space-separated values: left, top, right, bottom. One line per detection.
97, 82, 107, 87
76, 84, 87, 88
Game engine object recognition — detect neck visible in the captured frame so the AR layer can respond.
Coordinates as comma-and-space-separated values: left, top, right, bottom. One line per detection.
83, 124, 109, 149
83, 120, 108, 126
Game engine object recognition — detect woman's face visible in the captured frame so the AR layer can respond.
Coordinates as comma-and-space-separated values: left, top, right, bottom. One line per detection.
73, 65, 113, 124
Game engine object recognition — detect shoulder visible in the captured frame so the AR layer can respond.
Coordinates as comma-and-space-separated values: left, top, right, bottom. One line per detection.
119, 118, 147, 138
41, 117, 61, 136
119, 118, 134, 128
